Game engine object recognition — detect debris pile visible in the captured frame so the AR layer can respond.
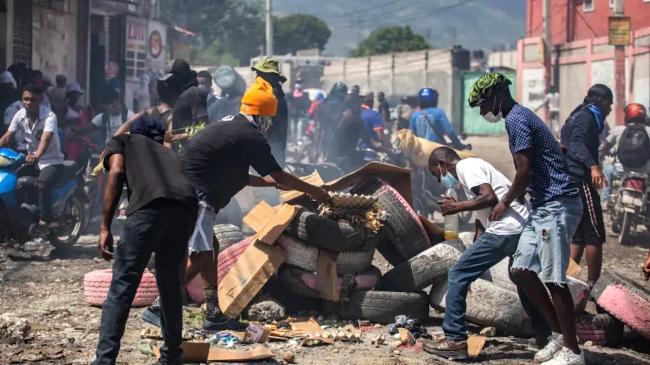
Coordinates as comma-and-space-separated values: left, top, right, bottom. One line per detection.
0, 313, 31, 344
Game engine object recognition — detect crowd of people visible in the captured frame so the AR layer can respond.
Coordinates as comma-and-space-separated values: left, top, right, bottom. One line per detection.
2, 57, 650, 365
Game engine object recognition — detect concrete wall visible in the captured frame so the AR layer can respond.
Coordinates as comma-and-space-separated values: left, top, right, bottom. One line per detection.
320, 48, 459, 126
518, 27, 650, 128
32, 0, 79, 82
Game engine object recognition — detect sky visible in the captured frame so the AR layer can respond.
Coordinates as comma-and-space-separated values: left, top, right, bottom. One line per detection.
274, 0, 527, 56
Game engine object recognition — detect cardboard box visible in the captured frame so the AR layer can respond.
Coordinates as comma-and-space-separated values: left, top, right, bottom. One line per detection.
218, 241, 286, 317
316, 250, 339, 301
243, 202, 299, 245
152, 342, 274, 362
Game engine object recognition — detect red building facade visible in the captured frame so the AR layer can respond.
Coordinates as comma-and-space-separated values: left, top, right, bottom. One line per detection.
526, 0, 650, 45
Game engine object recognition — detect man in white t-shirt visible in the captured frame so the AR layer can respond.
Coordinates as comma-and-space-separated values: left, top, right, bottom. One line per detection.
424, 147, 548, 360
89, 89, 134, 144
0, 83, 64, 225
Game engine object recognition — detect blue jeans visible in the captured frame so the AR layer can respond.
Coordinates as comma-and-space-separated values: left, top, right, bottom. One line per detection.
443, 232, 551, 342
512, 196, 583, 285
92, 199, 197, 365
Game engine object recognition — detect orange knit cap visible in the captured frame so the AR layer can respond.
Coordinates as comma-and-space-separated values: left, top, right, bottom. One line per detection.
240, 77, 278, 117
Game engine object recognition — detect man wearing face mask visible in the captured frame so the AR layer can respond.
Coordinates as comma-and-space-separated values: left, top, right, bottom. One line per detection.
143, 77, 330, 331
423, 147, 548, 359
560, 84, 612, 290
469, 73, 585, 365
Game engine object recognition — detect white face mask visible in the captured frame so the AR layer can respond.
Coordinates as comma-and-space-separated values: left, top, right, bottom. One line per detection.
482, 97, 503, 124
254, 115, 273, 134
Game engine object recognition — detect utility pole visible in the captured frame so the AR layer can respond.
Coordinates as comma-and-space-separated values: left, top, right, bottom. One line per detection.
542, 0, 552, 120
613, 0, 626, 125
265, 0, 273, 56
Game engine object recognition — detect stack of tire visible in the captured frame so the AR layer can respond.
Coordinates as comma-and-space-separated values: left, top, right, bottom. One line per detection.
269, 178, 433, 323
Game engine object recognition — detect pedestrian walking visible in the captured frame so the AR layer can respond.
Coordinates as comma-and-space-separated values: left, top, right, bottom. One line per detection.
561, 84, 613, 289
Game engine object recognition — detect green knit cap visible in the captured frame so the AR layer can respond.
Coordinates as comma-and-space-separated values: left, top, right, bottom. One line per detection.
468, 72, 511, 107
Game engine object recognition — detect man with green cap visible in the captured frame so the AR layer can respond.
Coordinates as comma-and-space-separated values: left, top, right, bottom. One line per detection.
252, 57, 288, 166
468, 73, 585, 365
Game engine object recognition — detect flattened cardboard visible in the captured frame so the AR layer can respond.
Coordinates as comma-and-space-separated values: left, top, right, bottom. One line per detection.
566, 258, 582, 278
243, 202, 299, 245
152, 342, 274, 362
218, 241, 286, 317
326, 162, 414, 204
467, 335, 487, 357
243, 201, 277, 233
316, 250, 339, 301
290, 318, 323, 333
284, 162, 415, 207
281, 171, 325, 202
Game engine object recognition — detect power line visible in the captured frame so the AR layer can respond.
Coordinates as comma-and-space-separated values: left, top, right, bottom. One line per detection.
328, 0, 412, 22
336, 0, 478, 31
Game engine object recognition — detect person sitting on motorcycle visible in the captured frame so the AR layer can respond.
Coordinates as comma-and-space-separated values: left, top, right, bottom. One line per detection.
603, 103, 650, 172
601, 103, 650, 204
0, 83, 64, 227
410, 87, 467, 149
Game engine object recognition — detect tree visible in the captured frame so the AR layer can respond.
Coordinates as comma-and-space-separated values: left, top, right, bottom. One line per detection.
352, 26, 429, 57
160, 0, 264, 65
273, 14, 331, 55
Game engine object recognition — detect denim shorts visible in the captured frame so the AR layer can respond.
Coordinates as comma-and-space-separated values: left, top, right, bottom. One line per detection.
511, 196, 583, 285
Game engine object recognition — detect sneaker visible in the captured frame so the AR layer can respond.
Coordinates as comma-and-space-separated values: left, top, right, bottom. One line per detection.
141, 297, 161, 328
422, 339, 468, 360
540, 347, 585, 365
203, 312, 246, 331
535, 334, 563, 362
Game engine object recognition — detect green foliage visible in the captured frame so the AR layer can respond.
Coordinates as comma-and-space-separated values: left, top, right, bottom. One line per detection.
352, 26, 429, 57
273, 14, 331, 55
160, 0, 264, 65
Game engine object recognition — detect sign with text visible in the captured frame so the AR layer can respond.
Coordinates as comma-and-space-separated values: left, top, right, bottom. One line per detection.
609, 16, 631, 46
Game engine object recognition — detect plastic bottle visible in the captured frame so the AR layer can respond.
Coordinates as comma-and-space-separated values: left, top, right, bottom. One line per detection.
443, 187, 460, 240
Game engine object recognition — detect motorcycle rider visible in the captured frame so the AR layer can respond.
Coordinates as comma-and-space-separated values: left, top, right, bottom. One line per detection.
601, 103, 650, 203
410, 88, 467, 149
0, 83, 64, 228
561, 84, 612, 289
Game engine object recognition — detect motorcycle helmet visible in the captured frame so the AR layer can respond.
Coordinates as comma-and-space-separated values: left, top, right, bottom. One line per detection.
328, 82, 348, 100
624, 103, 647, 124
418, 87, 439, 108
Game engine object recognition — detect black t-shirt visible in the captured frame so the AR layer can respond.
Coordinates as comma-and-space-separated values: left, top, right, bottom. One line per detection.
179, 114, 283, 210
172, 86, 209, 132
103, 134, 197, 215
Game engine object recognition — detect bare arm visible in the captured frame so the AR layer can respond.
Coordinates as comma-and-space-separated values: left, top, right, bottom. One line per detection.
248, 174, 277, 188
114, 111, 145, 136
439, 183, 498, 215
489, 150, 532, 221
98, 153, 125, 261
0, 130, 13, 147
269, 170, 330, 203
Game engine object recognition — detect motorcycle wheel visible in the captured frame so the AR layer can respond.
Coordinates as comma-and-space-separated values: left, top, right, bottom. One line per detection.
610, 212, 621, 234
618, 212, 632, 246
49, 196, 86, 249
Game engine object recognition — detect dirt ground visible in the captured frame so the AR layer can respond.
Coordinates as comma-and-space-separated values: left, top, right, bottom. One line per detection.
1, 136, 650, 365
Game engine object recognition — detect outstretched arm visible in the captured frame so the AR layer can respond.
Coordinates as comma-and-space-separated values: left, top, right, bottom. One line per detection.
489, 150, 532, 221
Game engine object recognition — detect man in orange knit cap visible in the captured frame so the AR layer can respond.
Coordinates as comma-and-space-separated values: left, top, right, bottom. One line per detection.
142, 77, 330, 332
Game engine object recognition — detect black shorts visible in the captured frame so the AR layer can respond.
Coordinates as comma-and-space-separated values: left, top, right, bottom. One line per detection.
572, 181, 606, 245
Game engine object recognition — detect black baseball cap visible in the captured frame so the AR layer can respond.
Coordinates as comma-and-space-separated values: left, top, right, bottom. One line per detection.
159, 59, 192, 81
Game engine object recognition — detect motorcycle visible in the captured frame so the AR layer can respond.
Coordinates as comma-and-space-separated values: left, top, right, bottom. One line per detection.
610, 171, 650, 245
0, 148, 88, 249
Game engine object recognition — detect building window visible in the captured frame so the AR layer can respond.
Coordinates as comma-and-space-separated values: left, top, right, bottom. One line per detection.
583, 0, 595, 12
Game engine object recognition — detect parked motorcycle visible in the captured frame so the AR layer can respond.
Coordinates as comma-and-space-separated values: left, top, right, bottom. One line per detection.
0, 148, 88, 249
610, 171, 650, 245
